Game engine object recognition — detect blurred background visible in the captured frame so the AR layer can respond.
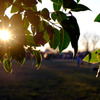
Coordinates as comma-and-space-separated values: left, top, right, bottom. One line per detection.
0, 0, 100, 100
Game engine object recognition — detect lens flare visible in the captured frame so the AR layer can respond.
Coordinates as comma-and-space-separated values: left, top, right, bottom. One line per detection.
0, 30, 10, 41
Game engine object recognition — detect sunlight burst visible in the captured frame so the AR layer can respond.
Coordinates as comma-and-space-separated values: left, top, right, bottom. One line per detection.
0, 30, 10, 41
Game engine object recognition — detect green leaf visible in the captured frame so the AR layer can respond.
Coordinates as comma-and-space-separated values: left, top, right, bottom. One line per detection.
7, 52, 12, 60
61, 15, 80, 58
51, 12, 57, 21
51, 0, 63, 5
43, 31, 50, 42
19, 57, 26, 66
38, 0, 42, 3
71, 4, 91, 12
94, 14, 100, 22
63, 0, 77, 9
11, 5, 19, 13
26, 35, 36, 46
56, 11, 68, 23
40, 8, 51, 20
25, 30, 32, 35
59, 29, 70, 54
23, 16, 29, 28
83, 49, 100, 63
38, 20, 45, 31
33, 50, 42, 70
77, 0, 80, 3
10, 45, 26, 66
53, 3, 61, 11
30, 5, 37, 12
49, 28, 60, 50
3, 59, 12, 74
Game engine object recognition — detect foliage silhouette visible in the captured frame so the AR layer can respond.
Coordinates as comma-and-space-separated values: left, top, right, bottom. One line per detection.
0, 0, 92, 73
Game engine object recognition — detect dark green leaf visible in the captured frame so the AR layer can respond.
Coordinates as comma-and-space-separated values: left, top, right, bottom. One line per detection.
38, 0, 42, 3
63, 0, 77, 9
59, 29, 70, 54
3, 59, 12, 74
53, 3, 61, 11
49, 28, 60, 50
71, 4, 91, 12
77, 0, 80, 3
51, 12, 57, 21
83, 49, 100, 63
94, 14, 100, 22
40, 8, 51, 20
11, 5, 19, 13
61, 15, 80, 58
56, 11, 68, 23
33, 50, 42, 69
51, 0, 63, 5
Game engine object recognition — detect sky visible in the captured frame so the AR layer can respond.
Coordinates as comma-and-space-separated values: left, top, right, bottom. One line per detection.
5, 0, 100, 53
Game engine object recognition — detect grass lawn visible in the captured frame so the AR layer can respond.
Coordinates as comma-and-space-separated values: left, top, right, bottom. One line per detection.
0, 59, 100, 100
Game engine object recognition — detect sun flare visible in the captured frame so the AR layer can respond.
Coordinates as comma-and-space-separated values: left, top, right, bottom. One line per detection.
0, 30, 10, 41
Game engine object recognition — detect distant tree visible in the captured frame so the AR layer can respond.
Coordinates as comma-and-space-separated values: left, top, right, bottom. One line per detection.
81, 33, 100, 52
81, 33, 91, 54
0, 0, 92, 73
91, 34, 99, 51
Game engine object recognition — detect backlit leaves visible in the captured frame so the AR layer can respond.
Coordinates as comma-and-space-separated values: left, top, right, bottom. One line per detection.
49, 28, 60, 50
23, 16, 29, 29
33, 50, 42, 70
26, 35, 36, 46
0, 0, 93, 73
3, 59, 12, 74
59, 29, 70, 54
94, 14, 100, 22
83, 49, 100, 63
11, 5, 19, 13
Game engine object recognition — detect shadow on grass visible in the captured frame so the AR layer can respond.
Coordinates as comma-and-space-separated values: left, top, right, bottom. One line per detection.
0, 60, 99, 100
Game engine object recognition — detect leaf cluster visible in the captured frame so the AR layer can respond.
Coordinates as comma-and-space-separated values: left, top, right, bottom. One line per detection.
0, 0, 91, 73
